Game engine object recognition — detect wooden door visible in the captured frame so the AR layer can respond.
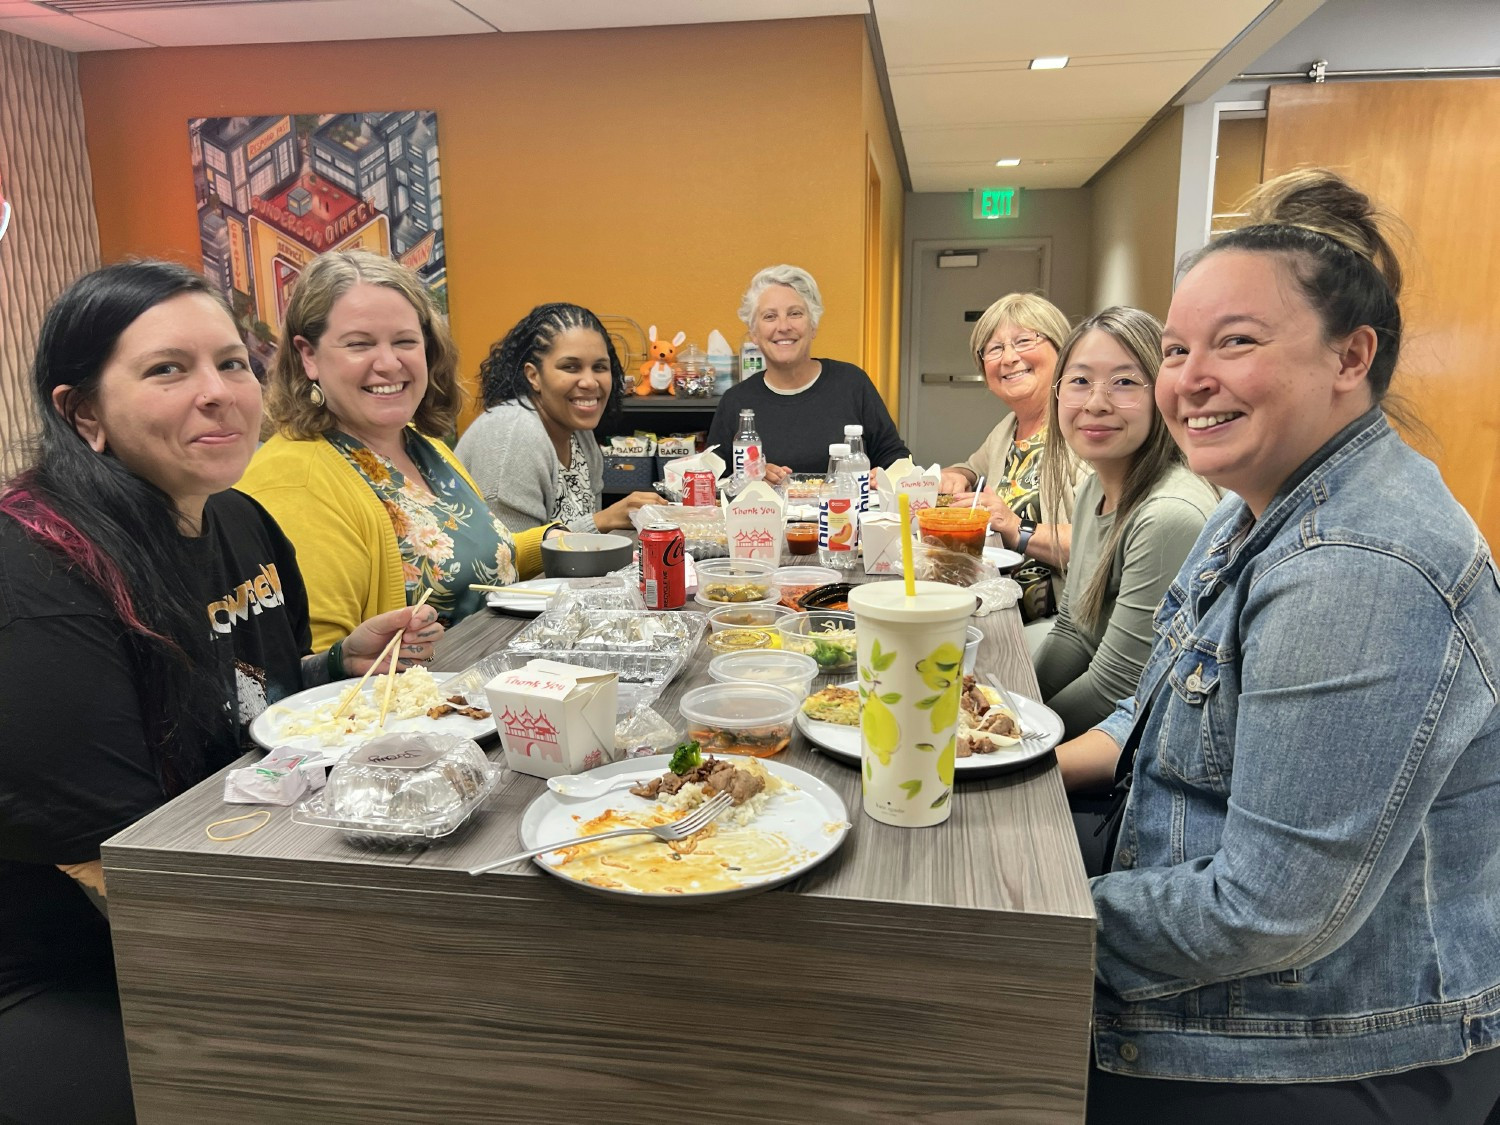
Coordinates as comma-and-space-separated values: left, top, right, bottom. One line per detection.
1264, 79, 1500, 548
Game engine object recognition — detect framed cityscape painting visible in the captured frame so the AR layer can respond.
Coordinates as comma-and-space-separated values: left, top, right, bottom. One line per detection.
188, 111, 447, 374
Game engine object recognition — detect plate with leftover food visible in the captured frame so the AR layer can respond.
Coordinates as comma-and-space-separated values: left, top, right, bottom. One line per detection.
484, 579, 568, 615
983, 545, 1025, 571
796, 677, 1063, 777
516, 746, 851, 901
249, 669, 495, 763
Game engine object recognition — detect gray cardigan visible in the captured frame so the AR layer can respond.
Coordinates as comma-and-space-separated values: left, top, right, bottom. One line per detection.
454, 399, 604, 534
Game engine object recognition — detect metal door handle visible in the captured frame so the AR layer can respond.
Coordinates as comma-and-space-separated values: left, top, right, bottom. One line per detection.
920, 372, 985, 384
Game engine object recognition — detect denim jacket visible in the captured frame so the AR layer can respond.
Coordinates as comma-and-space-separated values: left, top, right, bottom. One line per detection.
1090, 409, 1500, 1082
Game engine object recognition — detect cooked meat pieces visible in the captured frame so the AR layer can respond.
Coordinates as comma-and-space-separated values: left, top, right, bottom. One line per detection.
976, 707, 1020, 738
629, 756, 767, 805
960, 675, 992, 721
425, 702, 493, 720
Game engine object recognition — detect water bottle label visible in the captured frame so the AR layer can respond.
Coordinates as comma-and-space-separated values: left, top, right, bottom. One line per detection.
855, 471, 870, 513
733, 446, 745, 476
818, 500, 830, 548
744, 444, 764, 480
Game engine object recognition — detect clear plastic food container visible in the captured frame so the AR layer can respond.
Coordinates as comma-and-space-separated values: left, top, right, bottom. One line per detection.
693, 557, 779, 607
778, 610, 858, 674
706, 603, 792, 632
708, 650, 818, 699
678, 683, 800, 758
294, 732, 500, 844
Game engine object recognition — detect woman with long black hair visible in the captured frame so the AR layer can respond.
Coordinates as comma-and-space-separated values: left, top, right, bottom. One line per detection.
0, 260, 437, 1124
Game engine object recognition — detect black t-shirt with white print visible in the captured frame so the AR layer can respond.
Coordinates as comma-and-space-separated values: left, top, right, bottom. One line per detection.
0, 489, 310, 1011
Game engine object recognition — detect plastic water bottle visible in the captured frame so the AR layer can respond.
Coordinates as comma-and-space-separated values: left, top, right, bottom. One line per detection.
732, 409, 764, 482
819, 443, 860, 571
843, 424, 871, 515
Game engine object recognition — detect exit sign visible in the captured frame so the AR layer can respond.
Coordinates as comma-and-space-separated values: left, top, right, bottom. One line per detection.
973, 187, 1021, 220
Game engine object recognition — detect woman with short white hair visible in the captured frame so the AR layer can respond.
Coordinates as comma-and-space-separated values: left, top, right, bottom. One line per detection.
706, 264, 909, 481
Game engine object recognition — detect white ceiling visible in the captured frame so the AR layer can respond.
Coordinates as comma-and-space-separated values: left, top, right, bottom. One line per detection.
0, 0, 1318, 191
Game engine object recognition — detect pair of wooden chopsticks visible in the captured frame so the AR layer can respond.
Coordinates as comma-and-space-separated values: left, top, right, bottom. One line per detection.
330, 587, 434, 727
469, 583, 555, 596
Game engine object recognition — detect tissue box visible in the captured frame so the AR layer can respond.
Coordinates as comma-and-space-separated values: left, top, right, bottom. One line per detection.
485, 659, 620, 778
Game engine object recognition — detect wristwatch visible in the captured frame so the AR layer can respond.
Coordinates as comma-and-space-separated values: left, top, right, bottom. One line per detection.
1015, 518, 1038, 555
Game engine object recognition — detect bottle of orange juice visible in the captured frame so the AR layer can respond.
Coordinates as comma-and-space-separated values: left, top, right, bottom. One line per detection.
819, 443, 860, 571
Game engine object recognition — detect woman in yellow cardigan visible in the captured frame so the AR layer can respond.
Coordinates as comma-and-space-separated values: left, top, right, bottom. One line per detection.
242, 251, 547, 651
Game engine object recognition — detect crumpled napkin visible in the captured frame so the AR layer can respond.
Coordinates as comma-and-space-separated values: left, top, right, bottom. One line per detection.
968, 576, 1023, 617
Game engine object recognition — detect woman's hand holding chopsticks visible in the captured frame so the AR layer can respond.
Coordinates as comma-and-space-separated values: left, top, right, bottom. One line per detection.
339, 589, 443, 677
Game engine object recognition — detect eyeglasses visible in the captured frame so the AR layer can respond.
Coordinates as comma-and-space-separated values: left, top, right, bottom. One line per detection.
978, 334, 1047, 363
1055, 374, 1153, 408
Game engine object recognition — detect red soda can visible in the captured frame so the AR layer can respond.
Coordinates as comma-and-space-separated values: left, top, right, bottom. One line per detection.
639, 525, 686, 609
682, 470, 715, 506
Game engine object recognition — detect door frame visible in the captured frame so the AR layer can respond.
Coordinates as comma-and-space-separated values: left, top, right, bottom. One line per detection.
899, 236, 1052, 436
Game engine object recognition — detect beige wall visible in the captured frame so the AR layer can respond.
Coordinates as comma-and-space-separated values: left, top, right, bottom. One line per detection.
0, 29, 101, 475
861, 35, 904, 415
1086, 109, 1183, 321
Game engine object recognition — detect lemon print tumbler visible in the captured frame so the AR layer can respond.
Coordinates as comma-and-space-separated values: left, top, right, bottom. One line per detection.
847, 580, 977, 827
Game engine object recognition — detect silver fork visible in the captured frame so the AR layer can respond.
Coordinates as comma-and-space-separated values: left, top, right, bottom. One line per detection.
468, 790, 736, 875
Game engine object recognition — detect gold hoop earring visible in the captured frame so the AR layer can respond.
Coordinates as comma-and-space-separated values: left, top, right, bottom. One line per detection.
309, 383, 326, 407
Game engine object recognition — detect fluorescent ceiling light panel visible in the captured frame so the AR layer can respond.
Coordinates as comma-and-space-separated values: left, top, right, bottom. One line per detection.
1030, 56, 1069, 70
995, 158, 1021, 167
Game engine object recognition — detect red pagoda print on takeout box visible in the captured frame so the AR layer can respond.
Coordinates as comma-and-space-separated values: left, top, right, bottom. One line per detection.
484, 660, 619, 780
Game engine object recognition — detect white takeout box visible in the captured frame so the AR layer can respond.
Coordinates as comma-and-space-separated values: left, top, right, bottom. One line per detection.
726, 481, 785, 561
860, 512, 905, 574
874, 460, 941, 514
663, 447, 727, 499
484, 659, 619, 779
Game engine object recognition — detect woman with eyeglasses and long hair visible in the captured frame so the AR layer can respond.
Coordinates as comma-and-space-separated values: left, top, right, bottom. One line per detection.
1034, 307, 1218, 744
939, 293, 1088, 628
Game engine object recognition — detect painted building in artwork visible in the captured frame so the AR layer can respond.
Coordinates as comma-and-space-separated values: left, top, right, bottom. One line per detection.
197, 115, 299, 294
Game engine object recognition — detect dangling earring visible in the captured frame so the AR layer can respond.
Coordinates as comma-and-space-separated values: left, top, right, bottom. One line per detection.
309, 382, 326, 407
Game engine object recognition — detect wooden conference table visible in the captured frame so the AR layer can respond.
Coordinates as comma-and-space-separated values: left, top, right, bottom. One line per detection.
102, 570, 1097, 1124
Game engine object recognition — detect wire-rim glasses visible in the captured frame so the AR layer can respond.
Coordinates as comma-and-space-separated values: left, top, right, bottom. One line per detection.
1054, 374, 1153, 408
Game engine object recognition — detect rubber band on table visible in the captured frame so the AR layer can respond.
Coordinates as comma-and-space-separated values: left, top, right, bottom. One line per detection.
205, 809, 272, 841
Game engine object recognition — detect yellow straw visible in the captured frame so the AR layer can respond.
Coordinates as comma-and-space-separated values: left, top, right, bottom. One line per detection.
899, 493, 916, 599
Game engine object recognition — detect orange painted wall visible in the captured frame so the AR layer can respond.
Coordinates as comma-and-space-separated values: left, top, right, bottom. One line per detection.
861, 35, 904, 418
77, 17, 885, 427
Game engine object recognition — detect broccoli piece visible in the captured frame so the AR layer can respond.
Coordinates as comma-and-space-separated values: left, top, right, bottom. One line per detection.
811, 638, 847, 669
669, 740, 703, 775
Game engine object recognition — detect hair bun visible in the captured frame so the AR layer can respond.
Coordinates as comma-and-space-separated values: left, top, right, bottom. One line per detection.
1239, 168, 1402, 298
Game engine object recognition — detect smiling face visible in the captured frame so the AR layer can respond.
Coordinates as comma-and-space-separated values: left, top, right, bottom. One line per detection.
294, 282, 428, 447
66, 292, 260, 523
526, 325, 613, 435
749, 284, 817, 370
1158, 249, 1375, 515
980, 323, 1057, 416
1056, 328, 1155, 473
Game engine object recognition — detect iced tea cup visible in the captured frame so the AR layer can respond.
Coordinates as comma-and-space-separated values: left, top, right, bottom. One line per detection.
916, 507, 991, 558
847, 580, 977, 827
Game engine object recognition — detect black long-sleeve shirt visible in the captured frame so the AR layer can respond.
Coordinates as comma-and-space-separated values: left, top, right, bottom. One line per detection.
705, 358, 910, 474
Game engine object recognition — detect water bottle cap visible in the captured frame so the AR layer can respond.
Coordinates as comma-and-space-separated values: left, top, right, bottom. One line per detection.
844, 425, 863, 436
829, 443, 851, 457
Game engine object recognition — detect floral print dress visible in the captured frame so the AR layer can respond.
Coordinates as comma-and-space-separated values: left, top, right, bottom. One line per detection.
999, 428, 1055, 623
552, 432, 595, 529
329, 431, 518, 626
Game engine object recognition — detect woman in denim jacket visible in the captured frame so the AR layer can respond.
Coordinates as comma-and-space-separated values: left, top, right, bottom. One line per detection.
1058, 170, 1500, 1123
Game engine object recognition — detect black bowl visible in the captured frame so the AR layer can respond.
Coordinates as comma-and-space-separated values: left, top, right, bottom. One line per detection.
797, 582, 855, 611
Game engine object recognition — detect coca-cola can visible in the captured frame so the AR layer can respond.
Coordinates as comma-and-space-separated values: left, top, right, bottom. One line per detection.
639, 525, 686, 610
682, 470, 716, 506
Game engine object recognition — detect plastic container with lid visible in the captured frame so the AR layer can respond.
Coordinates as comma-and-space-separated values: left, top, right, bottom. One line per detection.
708, 649, 818, 699
693, 557, 778, 607
294, 732, 500, 845
678, 682, 800, 758
778, 609, 858, 674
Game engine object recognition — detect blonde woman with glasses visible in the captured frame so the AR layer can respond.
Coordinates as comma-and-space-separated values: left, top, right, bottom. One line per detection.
939, 293, 1088, 626
1035, 307, 1218, 750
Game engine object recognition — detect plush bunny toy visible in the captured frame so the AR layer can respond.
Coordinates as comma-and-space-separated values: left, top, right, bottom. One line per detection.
637, 325, 687, 395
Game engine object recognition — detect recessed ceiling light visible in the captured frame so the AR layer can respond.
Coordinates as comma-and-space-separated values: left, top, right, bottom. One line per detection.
995, 158, 1021, 167
1030, 56, 1069, 70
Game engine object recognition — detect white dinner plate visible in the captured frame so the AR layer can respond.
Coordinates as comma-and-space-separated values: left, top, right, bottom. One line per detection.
796, 680, 1063, 778
983, 545, 1025, 571
249, 672, 495, 763
484, 579, 568, 616
517, 753, 851, 902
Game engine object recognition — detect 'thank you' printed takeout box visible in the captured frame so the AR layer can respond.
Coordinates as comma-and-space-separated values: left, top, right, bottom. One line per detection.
484, 659, 619, 779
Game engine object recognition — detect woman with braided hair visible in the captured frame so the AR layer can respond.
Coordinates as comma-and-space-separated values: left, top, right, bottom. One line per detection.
456, 302, 663, 533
